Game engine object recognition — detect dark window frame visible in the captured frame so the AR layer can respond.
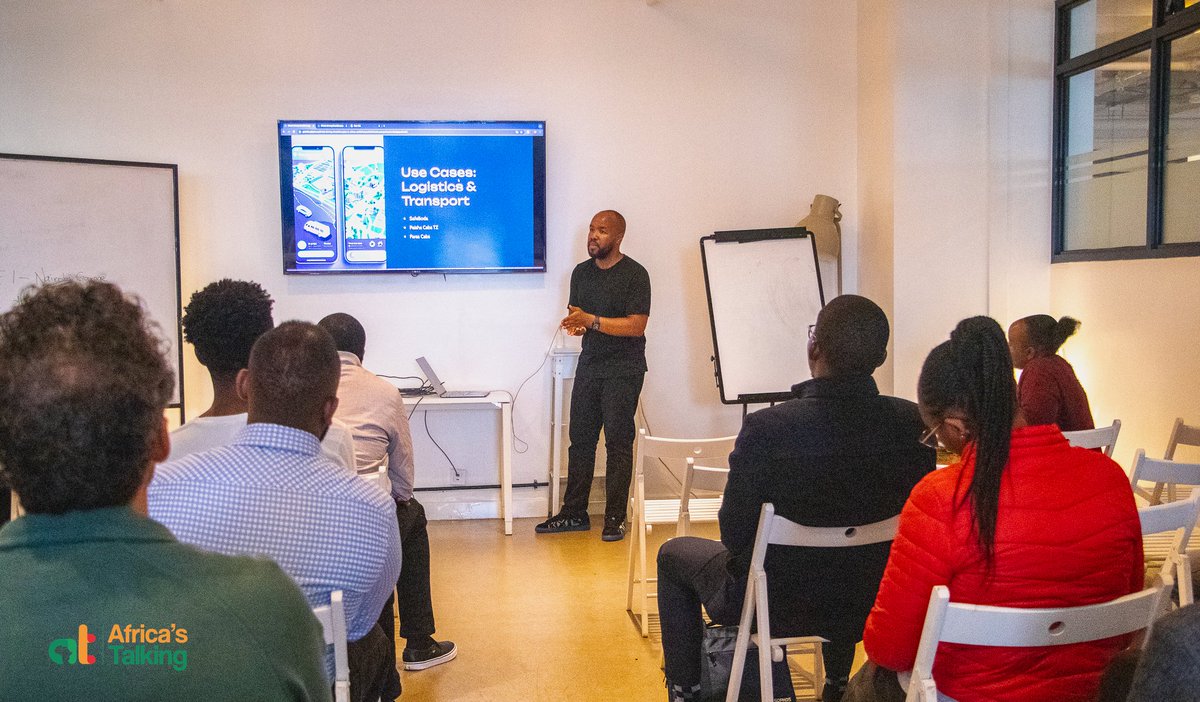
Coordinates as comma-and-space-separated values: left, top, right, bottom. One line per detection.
1052, 0, 1200, 262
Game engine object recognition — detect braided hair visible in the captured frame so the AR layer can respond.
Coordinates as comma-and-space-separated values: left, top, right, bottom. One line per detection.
917, 316, 1017, 565
1020, 314, 1081, 356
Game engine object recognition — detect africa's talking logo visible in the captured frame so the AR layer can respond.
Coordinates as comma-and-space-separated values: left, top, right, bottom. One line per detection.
48, 624, 96, 665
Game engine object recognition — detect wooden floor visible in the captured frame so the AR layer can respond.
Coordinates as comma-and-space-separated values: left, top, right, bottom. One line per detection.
397, 516, 700, 701
398, 517, 850, 701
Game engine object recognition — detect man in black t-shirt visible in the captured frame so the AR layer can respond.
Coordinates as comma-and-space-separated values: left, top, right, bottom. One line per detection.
536, 210, 650, 542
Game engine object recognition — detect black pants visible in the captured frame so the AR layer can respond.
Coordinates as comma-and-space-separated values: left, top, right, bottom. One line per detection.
562, 373, 645, 522
347, 623, 399, 702
658, 537, 855, 700
377, 497, 436, 648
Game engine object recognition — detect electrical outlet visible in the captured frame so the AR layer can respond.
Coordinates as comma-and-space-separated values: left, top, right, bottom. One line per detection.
452, 469, 465, 483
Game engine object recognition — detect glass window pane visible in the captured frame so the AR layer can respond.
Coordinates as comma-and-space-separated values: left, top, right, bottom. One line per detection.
1163, 30, 1200, 243
1064, 51, 1152, 250
1070, 0, 1153, 57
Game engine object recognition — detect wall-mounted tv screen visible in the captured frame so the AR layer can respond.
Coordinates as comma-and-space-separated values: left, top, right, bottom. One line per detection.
278, 120, 546, 274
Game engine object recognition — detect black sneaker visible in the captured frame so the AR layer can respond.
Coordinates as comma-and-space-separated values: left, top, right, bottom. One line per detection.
601, 517, 626, 542
402, 640, 457, 671
535, 513, 590, 533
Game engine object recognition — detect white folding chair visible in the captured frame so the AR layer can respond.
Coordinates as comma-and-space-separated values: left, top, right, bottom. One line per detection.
677, 458, 729, 537
1062, 419, 1121, 457
1130, 449, 1200, 506
726, 503, 901, 702
1165, 418, 1200, 460
312, 590, 350, 702
626, 430, 737, 637
902, 582, 1168, 702
1157, 418, 1200, 503
1138, 493, 1200, 607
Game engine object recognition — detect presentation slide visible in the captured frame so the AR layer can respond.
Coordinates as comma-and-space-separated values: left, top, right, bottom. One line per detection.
279, 121, 546, 274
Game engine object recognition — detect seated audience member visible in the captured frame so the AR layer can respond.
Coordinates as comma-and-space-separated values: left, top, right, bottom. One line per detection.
168, 279, 356, 470
317, 313, 457, 671
1006, 314, 1094, 431
149, 322, 402, 702
1124, 602, 1200, 701
846, 317, 1143, 702
0, 281, 327, 701
657, 295, 936, 702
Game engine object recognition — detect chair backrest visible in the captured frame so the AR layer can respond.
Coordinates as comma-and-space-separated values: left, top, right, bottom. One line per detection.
1165, 418, 1200, 460
1139, 492, 1200, 541
1130, 449, 1200, 504
681, 458, 730, 496
635, 429, 738, 463
907, 583, 1167, 702
1138, 494, 1200, 606
748, 503, 900, 575
312, 590, 350, 702
1063, 419, 1121, 457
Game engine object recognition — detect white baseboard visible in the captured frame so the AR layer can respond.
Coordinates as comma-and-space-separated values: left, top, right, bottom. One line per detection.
418, 487, 551, 522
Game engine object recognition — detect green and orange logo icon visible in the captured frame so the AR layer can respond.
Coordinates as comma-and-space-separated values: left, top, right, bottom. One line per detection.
48, 624, 96, 665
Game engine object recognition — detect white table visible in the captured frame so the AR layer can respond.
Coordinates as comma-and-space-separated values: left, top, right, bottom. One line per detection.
402, 391, 515, 535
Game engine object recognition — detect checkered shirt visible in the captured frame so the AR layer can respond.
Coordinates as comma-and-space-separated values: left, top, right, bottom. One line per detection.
148, 422, 401, 679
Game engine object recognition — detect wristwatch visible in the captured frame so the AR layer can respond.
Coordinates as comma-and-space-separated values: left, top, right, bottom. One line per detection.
590, 315, 601, 332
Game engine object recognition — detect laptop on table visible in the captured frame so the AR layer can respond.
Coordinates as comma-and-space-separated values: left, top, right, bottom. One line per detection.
415, 357, 490, 398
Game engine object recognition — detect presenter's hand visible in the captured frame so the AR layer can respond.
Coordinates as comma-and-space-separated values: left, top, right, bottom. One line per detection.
564, 325, 586, 336
562, 305, 594, 330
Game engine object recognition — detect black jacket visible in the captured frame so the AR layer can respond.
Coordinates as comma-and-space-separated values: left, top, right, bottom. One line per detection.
719, 374, 935, 642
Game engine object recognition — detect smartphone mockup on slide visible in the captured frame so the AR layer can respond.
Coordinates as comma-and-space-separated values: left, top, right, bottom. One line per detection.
342, 145, 386, 263
291, 146, 338, 263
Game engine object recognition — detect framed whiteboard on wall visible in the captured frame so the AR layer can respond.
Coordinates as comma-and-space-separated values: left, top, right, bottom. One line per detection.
0, 153, 183, 409
700, 227, 825, 405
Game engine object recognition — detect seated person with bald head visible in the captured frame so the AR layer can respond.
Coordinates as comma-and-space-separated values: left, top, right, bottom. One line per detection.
657, 295, 935, 702
149, 322, 402, 702
0, 281, 327, 701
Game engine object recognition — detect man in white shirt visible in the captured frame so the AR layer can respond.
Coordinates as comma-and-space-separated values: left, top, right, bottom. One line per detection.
169, 279, 355, 469
318, 312, 457, 671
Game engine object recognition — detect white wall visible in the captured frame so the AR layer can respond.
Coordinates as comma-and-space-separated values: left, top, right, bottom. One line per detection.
0, 1, 860, 510
857, 0, 1054, 400
1052, 258, 1200, 471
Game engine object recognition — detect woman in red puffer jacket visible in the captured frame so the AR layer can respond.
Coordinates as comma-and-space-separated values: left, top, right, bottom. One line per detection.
844, 316, 1143, 702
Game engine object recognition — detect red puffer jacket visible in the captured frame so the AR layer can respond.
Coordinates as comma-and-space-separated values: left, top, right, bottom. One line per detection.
863, 425, 1143, 702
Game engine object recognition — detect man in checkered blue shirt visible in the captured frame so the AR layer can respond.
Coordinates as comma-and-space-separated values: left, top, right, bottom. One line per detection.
150, 321, 402, 702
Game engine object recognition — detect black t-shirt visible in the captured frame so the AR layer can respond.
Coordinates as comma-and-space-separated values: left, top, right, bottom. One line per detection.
568, 255, 651, 378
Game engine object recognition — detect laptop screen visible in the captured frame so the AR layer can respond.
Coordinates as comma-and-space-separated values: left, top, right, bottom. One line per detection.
415, 357, 447, 395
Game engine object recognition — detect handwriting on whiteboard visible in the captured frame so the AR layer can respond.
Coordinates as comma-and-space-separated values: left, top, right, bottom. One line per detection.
2, 269, 106, 306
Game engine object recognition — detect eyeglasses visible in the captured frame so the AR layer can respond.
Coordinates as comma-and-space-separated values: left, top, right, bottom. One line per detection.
919, 423, 942, 448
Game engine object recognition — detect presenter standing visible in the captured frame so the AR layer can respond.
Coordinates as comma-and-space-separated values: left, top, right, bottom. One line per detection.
536, 210, 650, 542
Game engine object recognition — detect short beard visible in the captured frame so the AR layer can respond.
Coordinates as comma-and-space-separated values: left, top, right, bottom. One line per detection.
589, 244, 612, 259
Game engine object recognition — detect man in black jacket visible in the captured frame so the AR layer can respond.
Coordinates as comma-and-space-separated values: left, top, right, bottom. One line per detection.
657, 295, 935, 702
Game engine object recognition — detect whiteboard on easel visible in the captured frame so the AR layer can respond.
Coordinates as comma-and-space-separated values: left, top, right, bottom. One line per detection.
700, 228, 825, 405
0, 154, 183, 407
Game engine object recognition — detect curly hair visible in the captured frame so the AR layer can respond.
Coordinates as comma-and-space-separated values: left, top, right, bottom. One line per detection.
182, 279, 274, 379
0, 280, 175, 514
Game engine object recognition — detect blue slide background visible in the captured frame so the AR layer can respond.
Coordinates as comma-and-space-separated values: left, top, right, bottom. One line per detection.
383, 135, 534, 269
